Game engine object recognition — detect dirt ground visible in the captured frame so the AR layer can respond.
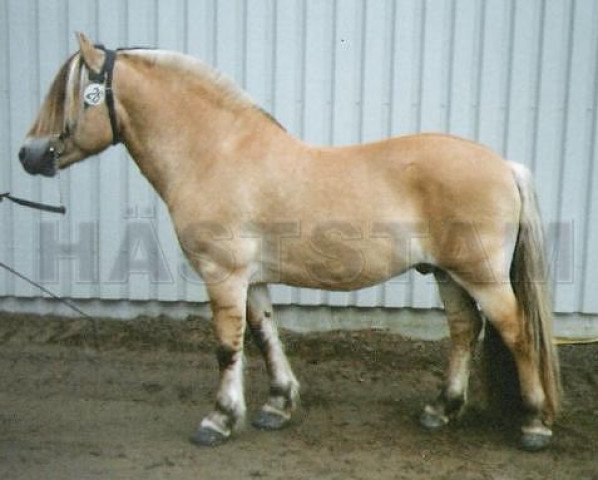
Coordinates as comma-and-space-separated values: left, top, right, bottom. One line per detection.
0, 313, 596, 480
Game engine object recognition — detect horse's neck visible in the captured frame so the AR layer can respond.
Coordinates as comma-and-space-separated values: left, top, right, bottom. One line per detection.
116, 61, 262, 205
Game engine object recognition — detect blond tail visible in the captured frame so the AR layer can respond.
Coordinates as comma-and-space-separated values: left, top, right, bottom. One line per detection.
508, 162, 562, 423
483, 163, 561, 423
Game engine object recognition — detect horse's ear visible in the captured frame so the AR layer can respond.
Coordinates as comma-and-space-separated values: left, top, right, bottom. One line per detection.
76, 32, 104, 74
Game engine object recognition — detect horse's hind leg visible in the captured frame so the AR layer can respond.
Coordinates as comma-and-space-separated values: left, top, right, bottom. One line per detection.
463, 281, 552, 450
247, 284, 300, 430
420, 271, 483, 429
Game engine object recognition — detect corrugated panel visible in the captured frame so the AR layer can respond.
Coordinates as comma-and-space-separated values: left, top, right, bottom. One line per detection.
1, 0, 597, 314
0, 0, 11, 296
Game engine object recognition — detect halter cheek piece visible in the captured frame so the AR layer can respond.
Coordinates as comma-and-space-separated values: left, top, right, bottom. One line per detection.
87, 45, 120, 146
55, 44, 120, 151
80, 45, 121, 145
58, 44, 157, 150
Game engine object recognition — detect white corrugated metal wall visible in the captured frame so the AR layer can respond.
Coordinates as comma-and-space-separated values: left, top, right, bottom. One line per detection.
1, 0, 597, 316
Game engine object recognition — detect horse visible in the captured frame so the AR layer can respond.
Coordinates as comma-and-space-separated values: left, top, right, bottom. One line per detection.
19, 32, 561, 451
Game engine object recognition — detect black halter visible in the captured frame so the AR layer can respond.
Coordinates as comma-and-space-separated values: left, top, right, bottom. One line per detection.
4, 44, 125, 216
86, 44, 120, 145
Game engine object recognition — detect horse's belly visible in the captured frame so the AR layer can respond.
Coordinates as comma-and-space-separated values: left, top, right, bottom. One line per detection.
255, 227, 423, 290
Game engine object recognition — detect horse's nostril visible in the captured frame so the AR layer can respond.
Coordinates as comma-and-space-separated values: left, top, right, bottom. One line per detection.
18, 146, 26, 162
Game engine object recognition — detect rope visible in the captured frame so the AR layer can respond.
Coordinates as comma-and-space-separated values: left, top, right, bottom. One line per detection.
555, 337, 598, 346
0, 192, 66, 214
0, 260, 99, 350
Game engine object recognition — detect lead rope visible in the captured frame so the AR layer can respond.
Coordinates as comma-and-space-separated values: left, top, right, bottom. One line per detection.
0, 260, 99, 350
56, 161, 66, 213
1, 172, 99, 349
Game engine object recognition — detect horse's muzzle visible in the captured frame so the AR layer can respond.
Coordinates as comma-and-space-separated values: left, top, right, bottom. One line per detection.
18, 138, 57, 177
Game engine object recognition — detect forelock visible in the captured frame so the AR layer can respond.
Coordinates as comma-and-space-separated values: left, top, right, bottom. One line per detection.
29, 53, 78, 136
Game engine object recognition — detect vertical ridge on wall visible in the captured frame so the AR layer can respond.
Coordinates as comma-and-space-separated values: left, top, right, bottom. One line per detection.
8, 0, 37, 298
119, 0, 131, 302
91, 0, 101, 301
1, 0, 597, 315
0, 0, 12, 295
268, 0, 293, 306
97, 0, 125, 301
67, 0, 96, 300
126, 0, 155, 302
529, 0, 546, 176
354, 0, 386, 308
383, 0, 415, 309
504, 0, 540, 170
500, 0, 516, 157
297, 0, 335, 306
533, 0, 569, 264
327, 0, 357, 308
552, 0, 575, 308
411, 0, 446, 309
554, 0, 597, 312
580, 0, 598, 313
155, 0, 184, 303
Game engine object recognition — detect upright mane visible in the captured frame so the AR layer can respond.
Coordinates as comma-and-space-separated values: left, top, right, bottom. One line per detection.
122, 49, 285, 129
122, 50, 253, 110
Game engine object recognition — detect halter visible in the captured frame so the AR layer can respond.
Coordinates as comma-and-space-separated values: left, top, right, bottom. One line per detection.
6, 45, 125, 216
57, 44, 155, 148
50, 45, 120, 171
86, 44, 120, 145
51, 44, 121, 162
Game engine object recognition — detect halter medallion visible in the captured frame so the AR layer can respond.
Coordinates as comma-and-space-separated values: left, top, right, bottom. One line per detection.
84, 83, 106, 107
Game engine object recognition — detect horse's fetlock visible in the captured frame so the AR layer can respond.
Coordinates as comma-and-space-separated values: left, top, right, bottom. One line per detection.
420, 404, 450, 430
439, 388, 465, 416
522, 390, 545, 417
215, 399, 246, 431
269, 380, 299, 411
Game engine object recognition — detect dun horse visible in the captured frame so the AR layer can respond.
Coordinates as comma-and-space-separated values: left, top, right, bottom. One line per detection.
19, 33, 561, 451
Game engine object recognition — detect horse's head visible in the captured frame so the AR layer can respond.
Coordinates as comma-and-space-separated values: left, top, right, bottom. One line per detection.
19, 32, 120, 176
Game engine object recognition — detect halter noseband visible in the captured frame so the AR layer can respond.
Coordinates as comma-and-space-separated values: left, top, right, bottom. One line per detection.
87, 45, 120, 145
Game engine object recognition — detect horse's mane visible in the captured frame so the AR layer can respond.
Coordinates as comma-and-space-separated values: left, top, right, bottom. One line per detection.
122, 50, 279, 120
33, 48, 285, 136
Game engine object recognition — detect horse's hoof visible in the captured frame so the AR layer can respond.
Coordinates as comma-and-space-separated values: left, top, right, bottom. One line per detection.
190, 427, 229, 447
252, 410, 291, 431
520, 433, 552, 452
419, 408, 449, 431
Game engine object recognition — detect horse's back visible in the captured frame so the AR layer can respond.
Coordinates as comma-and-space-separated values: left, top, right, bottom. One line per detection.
314, 132, 520, 222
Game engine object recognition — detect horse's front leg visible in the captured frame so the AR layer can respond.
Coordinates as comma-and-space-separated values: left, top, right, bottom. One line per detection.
247, 284, 300, 430
191, 273, 249, 447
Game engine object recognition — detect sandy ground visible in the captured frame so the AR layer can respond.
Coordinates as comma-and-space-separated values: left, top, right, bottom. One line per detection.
0, 313, 596, 480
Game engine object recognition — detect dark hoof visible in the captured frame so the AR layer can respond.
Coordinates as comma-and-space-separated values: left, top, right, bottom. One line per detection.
252, 410, 291, 431
190, 427, 229, 447
419, 409, 448, 431
520, 433, 552, 452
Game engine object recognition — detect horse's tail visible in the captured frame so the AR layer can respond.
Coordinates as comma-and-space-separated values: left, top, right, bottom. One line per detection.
483, 162, 561, 424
